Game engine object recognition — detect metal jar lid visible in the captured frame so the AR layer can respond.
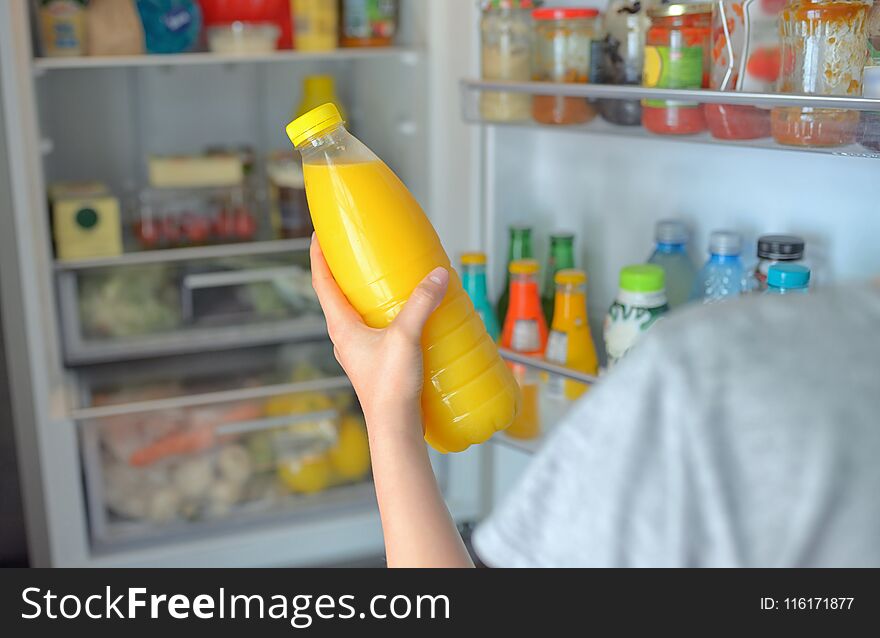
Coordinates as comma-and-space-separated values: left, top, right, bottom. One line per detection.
758, 235, 805, 261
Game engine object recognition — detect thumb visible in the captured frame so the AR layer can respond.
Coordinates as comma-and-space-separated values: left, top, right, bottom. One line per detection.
392, 267, 450, 343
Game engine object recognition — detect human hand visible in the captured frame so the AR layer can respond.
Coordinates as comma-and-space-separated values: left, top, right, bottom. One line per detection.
309, 235, 450, 435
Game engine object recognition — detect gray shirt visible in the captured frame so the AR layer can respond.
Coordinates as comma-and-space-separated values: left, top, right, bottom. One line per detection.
474, 285, 880, 567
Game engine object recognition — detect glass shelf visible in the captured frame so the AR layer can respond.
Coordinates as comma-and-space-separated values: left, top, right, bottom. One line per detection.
32, 47, 421, 73
461, 79, 880, 159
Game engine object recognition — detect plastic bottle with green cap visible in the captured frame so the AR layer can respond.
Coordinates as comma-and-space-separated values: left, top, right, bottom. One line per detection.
286, 103, 520, 454
603, 264, 669, 367
766, 263, 811, 295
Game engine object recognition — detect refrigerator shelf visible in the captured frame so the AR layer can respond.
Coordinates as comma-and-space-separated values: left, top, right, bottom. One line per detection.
32, 47, 423, 73
54, 238, 311, 272
461, 79, 880, 159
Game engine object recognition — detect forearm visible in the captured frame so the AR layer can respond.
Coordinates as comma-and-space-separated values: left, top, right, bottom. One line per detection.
366, 404, 474, 568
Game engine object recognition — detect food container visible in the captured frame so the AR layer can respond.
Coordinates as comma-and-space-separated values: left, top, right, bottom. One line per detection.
207, 21, 280, 54
50, 182, 123, 262
74, 344, 372, 549
39, 0, 88, 57
479, 0, 534, 122
532, 7, 601, 125
340, 0, 399, 47
133, 186, 259, 250
198, 0, 293, 49
292, 0, 339, 51
599, 2, 654, 126
772, 0, 871, 148
642, 2, 712, 135
268, 152, 313, 239
705, 0, 777, 140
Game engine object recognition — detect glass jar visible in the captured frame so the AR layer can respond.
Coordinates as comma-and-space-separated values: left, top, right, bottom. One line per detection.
599, 2, 656, 126
642, 3, 713, 135
772, 0, 870, 148
705, 0, 775, 140
339, 0, 398, 48
532, 7, 601, 125
480, 0, 534, 122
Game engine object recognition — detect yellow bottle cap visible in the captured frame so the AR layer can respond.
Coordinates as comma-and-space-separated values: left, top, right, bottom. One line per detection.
555, 269, 587, 285
461, 252, 487, 266
509, 259, 540, 275
286, 103, 343, 148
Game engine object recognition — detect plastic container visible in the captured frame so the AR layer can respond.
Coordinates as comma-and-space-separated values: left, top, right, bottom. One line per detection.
545, 269, 599, 401
497, 225, 534, 325
705, 0, 779, 140
604, 264, 668, 367
766, 263, 811, 294
772, 0, 870, 148
542, 232, 575, 325
692, 231, 749, 302
340, 0, 399, 48
198, 0, 293, 49
532, 7, 601, 125
599, 0, 656, 126
479, 0, 534, 122
207, 22, 280, 54
500, 259, 547, 441
752, 235, 806, 292
286, 104, 519, 453
292, 0, 338, 51
461, 252, 501, 342
647, 219, 697, 309
39, 0, 88, 57
642, 2, 712, 135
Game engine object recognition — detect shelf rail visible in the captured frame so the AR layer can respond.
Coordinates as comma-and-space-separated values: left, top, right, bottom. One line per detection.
499, 348, 599, 386
461, 78, 880, 112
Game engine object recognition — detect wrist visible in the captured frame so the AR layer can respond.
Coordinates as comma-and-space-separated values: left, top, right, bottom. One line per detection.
363, 400, 424, 444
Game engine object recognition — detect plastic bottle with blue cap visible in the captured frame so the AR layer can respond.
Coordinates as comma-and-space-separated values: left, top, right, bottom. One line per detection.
766, 264, 811, 295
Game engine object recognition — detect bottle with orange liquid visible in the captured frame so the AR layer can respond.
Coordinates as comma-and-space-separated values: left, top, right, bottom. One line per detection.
501, 259, 547, 440
286, 104, 520, 453
545, 269, 599, 401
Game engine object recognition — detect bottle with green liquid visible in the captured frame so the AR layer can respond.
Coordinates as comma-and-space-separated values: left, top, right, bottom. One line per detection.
542, 233, 575, 325
497, 225, 533, 324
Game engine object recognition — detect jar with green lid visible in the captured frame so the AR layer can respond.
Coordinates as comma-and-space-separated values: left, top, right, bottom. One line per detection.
480, 0, 535, 122
603, 264, 668, 367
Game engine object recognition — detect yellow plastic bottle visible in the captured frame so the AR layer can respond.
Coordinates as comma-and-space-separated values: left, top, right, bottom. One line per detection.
545, 269, 599, 401
286, 104, 520, 453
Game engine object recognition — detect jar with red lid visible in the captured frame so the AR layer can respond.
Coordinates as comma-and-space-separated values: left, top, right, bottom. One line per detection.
532, 7, 601, 125
642, 3, 712, 135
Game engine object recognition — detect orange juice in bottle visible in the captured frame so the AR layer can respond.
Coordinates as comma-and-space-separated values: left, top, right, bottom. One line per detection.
545, 269, 598, 401
500, 259, 547, 440
286, 104, 520, 453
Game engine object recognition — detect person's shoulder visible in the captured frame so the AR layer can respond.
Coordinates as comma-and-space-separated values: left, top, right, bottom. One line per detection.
647, 283, 880, 362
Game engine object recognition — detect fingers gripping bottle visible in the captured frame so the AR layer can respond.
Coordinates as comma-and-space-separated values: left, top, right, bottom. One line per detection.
286, 104, 520, 453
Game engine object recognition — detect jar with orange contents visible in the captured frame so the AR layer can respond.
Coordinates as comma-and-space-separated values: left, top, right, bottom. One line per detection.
531, 7, 601, 125
642, 3, 712, 135
772, 0, 871, 148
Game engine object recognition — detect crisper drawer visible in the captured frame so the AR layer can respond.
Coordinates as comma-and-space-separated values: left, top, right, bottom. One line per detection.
73, 344, 379, 552
55, 242, 325, 365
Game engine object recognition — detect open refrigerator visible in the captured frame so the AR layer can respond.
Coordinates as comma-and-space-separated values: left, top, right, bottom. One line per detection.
3, 0, 880, 567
